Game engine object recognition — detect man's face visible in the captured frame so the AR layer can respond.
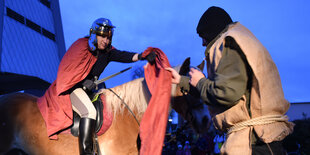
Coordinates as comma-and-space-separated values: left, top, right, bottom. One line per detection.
96, 35, 110, 50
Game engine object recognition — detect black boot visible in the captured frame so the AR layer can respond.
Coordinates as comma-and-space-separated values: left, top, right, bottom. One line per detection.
79, 118, 96, 155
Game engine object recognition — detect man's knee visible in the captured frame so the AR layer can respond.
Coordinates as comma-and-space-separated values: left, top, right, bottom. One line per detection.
82, 106, 96, 119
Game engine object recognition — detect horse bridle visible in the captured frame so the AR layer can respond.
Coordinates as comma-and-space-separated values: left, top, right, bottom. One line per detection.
180, 86, 202, 124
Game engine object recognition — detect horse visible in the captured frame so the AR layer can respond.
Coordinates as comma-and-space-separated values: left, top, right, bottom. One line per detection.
0, 58, 210, 155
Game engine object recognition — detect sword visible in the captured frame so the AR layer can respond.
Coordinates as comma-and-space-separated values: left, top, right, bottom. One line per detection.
83, 67, 132, 90
94, 66, 132, 85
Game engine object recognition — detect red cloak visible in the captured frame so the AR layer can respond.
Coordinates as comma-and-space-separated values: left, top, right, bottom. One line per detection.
37, 38, 110, 139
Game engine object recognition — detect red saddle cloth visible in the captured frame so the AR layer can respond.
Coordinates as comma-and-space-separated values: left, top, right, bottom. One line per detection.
97, 95, 113, 136
61, 94, 113, 137
140, 47, 172, 155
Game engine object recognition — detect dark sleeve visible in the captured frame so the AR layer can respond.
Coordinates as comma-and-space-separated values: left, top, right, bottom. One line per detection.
109, 48, 136, 63
195, 37, 249, 107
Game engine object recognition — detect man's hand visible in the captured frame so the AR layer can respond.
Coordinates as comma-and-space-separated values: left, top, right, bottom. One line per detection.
189, 68, 205, 87
82, 79, 96, 91
165, 67, 181, 84
145, 51, 156, 64
138, 51, 156, 64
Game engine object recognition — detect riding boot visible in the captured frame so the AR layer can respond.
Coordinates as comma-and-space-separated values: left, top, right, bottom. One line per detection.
78, 118, 96, 155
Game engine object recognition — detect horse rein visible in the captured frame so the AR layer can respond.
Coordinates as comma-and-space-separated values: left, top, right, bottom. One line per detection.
106, 82, 177, 127
107, 88, 140, 126
105, 81, 190, 127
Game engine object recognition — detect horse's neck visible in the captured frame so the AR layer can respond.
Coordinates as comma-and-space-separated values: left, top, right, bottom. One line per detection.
98, 78, 150, 118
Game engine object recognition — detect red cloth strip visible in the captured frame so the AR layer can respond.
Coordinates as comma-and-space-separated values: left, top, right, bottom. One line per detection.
140, 47, 172, 155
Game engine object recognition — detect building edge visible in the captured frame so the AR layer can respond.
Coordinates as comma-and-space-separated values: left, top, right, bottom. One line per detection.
51, 0, 66, 60
0, 0, 4, 69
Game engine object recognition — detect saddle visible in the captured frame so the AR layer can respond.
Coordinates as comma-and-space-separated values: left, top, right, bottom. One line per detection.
70, 94, 104, 137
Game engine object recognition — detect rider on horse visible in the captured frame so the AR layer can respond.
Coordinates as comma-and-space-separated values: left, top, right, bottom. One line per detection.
38, 18, 155, 155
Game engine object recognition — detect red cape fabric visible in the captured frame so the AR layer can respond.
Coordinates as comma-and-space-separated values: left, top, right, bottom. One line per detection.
140, 47, 172, 155
37, 38, 113, 139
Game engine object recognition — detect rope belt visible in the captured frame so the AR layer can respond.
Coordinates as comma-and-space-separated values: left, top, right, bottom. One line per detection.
227, 115, 289, 135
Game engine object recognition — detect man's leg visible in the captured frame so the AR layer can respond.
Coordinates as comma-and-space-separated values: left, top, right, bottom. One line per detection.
70, 88, 96, 155
252, 140, 286, 155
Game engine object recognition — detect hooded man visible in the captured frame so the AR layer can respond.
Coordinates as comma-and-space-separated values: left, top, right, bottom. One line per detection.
166, 6, 294, 155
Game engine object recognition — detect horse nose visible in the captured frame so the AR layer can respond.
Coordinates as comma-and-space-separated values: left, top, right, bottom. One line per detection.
203, 116, 210, 128
199, 116, 210, 133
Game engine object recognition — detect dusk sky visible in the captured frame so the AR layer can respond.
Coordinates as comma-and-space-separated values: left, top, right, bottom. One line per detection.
58, 0, 310, 103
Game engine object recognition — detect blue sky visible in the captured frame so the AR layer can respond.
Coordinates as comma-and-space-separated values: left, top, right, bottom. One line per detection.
59, 0, 310, 103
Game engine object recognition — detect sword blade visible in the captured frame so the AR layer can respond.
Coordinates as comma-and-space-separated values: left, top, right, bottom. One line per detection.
94, 66, 132, 85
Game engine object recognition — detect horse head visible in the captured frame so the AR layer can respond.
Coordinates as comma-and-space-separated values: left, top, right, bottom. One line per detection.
171, 58, 211, 134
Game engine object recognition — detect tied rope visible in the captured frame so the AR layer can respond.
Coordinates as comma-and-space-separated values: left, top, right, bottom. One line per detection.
227, 115, 289, 135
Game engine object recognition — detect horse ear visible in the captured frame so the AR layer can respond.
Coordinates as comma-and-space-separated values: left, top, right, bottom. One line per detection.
197, 60, 205, 72
179, 57, 190, 75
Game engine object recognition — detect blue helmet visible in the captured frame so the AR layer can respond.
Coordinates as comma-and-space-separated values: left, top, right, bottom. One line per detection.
88, 18, 115, 51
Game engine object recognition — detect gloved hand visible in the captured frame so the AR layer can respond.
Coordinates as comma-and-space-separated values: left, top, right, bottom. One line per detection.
138, 51, 156, 64
82, 79, 96, 91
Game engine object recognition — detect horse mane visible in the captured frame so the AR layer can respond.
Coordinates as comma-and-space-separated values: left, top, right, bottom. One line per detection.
97, 78, 150, 118
96, 65, 181, 118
